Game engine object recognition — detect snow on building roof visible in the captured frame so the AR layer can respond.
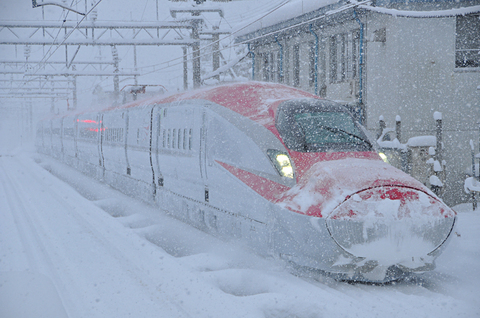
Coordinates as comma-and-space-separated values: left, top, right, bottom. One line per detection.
234, 0, 342, 41
235, 0, 480, 42
359, 4, 480, 18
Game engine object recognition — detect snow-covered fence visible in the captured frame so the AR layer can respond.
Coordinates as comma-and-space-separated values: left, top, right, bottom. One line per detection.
377, 112, 445, 196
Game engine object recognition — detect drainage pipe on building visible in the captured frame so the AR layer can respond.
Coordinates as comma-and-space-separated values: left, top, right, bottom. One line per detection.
309, 24, 319, 96
275, 36, 284, 83
248, 43, 255, 80
353, 9, 365, 123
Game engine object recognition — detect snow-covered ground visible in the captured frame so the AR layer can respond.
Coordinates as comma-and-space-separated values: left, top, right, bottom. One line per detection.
1, 145, 479, 318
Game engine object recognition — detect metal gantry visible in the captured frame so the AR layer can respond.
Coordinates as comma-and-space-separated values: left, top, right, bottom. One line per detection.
0, 18, 204, 103
1, 2, 233, 112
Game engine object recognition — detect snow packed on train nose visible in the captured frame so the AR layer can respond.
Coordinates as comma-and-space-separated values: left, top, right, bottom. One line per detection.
276, 158, 456, 281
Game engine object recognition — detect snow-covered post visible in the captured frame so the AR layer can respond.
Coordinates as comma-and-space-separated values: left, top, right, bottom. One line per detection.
470, 140, 477, 210
395, 115, 401, 143
111, 45, 119, 103
478, 123, 480, 182
377, 115, 386, 140
431, 112, 444, 196
429, 146, 443, 196
183, 47, 188, 90
434, 111, 443, 164
191, 19, 201, 89
212, 26, 220, 82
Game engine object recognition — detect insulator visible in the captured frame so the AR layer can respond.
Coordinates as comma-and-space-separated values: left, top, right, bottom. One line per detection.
24, 45, 31, 58
90, 9, 98, 21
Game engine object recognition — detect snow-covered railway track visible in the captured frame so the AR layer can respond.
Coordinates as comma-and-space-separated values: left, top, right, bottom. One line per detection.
0, 159, 73, 317
0, 155, 191, 318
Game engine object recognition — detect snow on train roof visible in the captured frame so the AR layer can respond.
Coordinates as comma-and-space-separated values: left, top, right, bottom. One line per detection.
128, 81, 321, 127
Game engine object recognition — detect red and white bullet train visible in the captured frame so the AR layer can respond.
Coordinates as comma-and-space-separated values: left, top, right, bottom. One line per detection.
36, 82, 456, 282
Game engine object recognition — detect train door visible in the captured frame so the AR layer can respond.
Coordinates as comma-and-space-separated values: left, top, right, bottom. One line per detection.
74, 115, 78, 159
123, 110, 130, 176
155, 105, 204, 202
98, 113, 105, 169
200, 109, 208, 197
60, 118, 64, 159
148, 106, 156, 196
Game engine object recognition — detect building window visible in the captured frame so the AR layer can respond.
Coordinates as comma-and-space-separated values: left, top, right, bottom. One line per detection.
261, 52, 279, 82
269, 53, 277, 82
262, 53, 269, 81
330, 34, 346, 83
329, 36, 338, 83
456, 14, 480, 68
348, 31, 360, 79
277, 51, 283, 83
284, 45, 290, 84
330, 32, 359, 83
309, 41, 316, 87
293, 44, 300, 87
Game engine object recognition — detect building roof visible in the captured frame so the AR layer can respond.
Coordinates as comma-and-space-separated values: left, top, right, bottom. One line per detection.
235, 0, 480, 44
361, 4, 480, 18
234, 0, 345, 42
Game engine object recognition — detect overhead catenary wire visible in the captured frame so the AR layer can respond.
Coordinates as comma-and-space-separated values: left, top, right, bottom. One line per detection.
71, 1, 289, 92
36, 0, 105, 70
129, 0, 291, 75
128, 0, 372, 79
5, 0, 105, 98
5, 0, 295, 96
79, 0, 373, 94
6, 0, 79, 96
4, 0, 372, 107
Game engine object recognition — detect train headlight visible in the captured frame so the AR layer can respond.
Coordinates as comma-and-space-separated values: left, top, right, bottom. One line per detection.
268, 149, 294, 179
378, 152, 389, 163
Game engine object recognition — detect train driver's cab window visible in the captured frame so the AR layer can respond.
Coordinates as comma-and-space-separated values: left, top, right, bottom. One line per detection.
276, 99, 372, 152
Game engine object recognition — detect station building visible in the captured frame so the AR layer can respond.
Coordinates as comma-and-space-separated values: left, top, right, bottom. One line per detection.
235, 0, 480, 206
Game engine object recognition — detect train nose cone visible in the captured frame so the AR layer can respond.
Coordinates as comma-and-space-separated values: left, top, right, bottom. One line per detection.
325, 186, 456, 279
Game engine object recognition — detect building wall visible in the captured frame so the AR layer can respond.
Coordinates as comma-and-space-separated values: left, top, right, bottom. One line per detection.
365, 13, 480, 205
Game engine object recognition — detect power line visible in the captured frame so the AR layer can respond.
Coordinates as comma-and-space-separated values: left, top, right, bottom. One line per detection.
37, 0, 105, 69
129, 0, 291, 75
134, 0, 373, 79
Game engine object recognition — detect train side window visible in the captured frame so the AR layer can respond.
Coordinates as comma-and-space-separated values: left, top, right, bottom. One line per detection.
162, 129, 166, 148
167, 129, 171, 148
157, 114, 161, 136
178, 129, 182, 149
189, 128, 192, 150
173, 129, 177, 149
183, 129, 187, 150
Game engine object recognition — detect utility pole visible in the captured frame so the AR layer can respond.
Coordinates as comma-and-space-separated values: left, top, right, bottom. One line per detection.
192, 20, 201, 88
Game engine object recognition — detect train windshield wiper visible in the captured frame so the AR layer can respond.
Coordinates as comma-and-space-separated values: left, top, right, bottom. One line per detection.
317, 125, 372, 147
